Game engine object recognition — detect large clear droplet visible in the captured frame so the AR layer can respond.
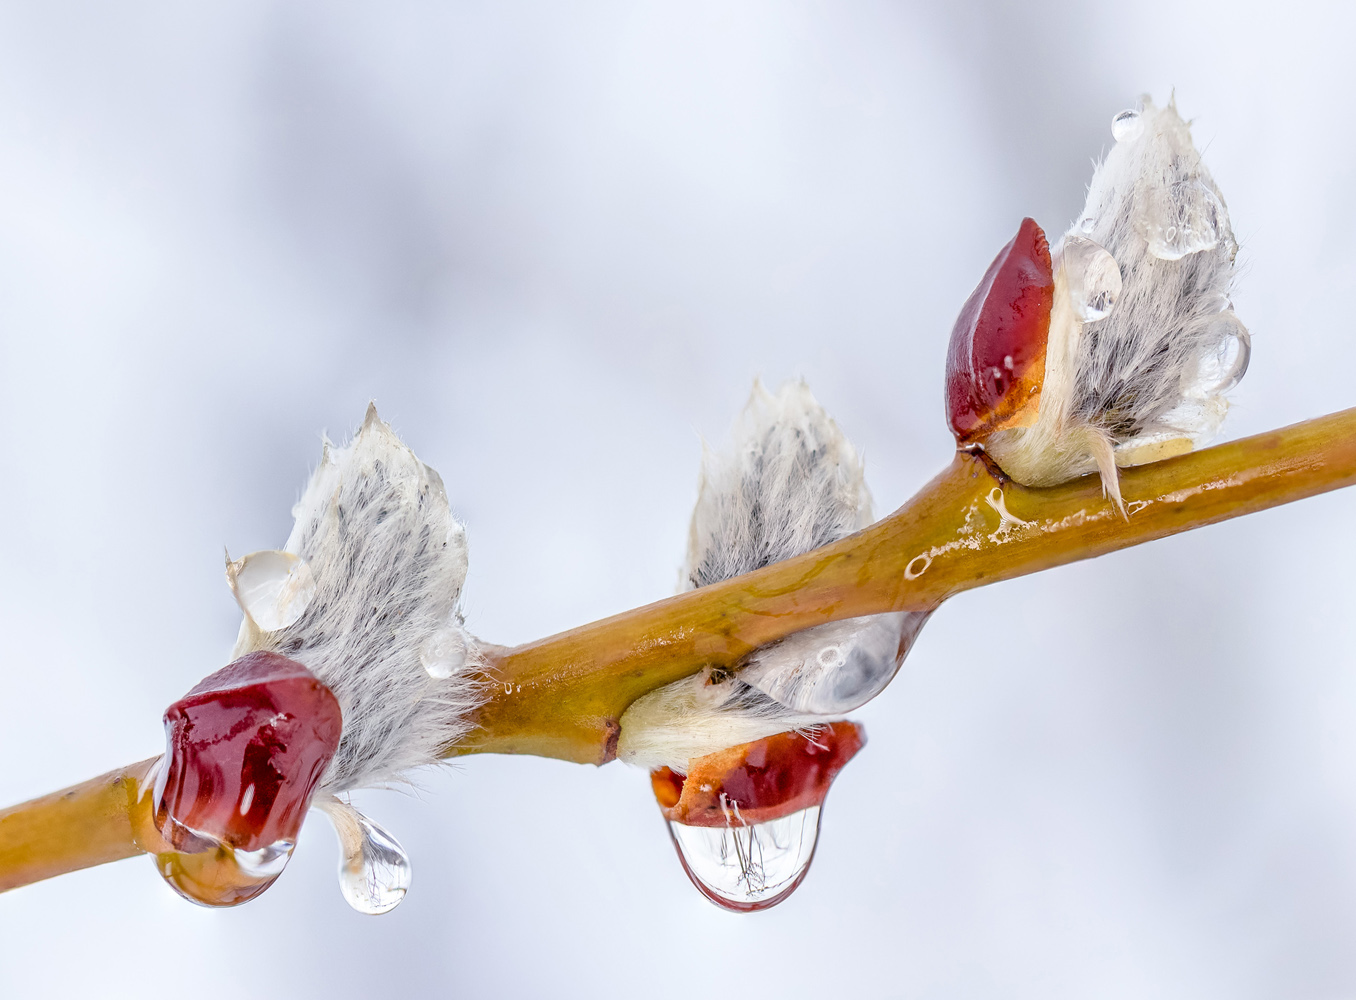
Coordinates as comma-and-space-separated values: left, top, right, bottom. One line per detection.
317, 797, 412, 915
668, 807, 821, 912
226, 550, 317, 632
1139, 179, 1224, 261
1061, 236, 1123, 322
1111, 109, 1143, 142
153, 837, 293, 908
739, 611, 931, 715
1189, 310, 1252, 395
420, 627, 468, 680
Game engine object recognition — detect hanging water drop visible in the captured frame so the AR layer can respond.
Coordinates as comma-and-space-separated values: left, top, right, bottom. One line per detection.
153, 838, 292, 908
226, 550, 317, 631
317, 797, 412, 915
420, 626, 468, 680
1111, 109, 1143, 142
649, 723, 864, 912
1061, 236, 1123, 322
668, 807, 821, 912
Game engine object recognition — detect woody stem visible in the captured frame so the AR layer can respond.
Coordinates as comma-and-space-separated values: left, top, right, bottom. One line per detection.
0, 758, 167, 893
3, 406, 1355, 894
462, 406, 1356, 763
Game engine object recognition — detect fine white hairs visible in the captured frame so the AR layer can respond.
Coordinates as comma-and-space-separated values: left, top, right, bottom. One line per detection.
986, 96, 1251, 507
617, 380, 928, 772
231, 404, 483, 793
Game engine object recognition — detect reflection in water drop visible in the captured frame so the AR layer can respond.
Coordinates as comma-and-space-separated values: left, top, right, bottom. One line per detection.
232, 839, 295, 879
1061, 236, 1123, 322
317, 796, 412, 915
226, 550, 317, 631
1111, 109, 1143, 142
668, 807, 821, 912
420, 627, 468, 680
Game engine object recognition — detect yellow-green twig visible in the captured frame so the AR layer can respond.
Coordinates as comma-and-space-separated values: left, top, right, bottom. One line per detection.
4, 407, 1355, 895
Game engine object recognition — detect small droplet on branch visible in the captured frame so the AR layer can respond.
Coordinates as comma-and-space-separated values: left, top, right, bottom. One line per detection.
420, 626, 468, 680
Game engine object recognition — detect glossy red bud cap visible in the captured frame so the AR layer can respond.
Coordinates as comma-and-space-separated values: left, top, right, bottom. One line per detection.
945, 218, 1053, 444
650, 722, 864, 912
154, 650, 342, 855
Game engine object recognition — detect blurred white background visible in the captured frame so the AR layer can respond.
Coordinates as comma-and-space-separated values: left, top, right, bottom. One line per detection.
2, 1, 1355, 997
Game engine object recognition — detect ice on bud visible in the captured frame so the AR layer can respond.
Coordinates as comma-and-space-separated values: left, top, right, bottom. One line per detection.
651, 722, 864, 911
316, 796, 412, 915
227, 549, 317, 632
155, 651, 343, 857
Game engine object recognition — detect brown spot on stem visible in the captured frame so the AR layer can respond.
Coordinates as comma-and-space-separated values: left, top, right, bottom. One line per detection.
600, 718, 621, 765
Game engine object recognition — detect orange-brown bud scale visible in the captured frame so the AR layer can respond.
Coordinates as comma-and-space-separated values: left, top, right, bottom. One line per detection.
650, 722, 865, 827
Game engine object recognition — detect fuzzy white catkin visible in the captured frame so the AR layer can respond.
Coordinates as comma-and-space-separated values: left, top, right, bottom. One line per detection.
617, 380, 926, 772
987, 97, 1251, 499
232, 405, 483, 793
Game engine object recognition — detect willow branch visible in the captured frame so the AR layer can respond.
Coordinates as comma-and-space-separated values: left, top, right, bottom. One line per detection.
462, 407, 1356, 763
0, 758, 167, 893
4, 406, 1355, 894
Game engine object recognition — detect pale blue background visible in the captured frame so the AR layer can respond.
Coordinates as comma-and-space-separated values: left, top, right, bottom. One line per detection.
2, 2, 1355, 997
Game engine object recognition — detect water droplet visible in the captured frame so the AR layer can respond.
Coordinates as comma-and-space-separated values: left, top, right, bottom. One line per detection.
1140, 179, 1224, 261
226, 550, 317, 631
668, 807, 821, 912
1061, 236, 1123, 322
652, 724, 864, 912
317, 797, 412, 915
740, 611, 932, 715
1111, 109, 1143, 142
1189, 310, 1251, 395
420, 627, 467, 680
153, 838, 291, 908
